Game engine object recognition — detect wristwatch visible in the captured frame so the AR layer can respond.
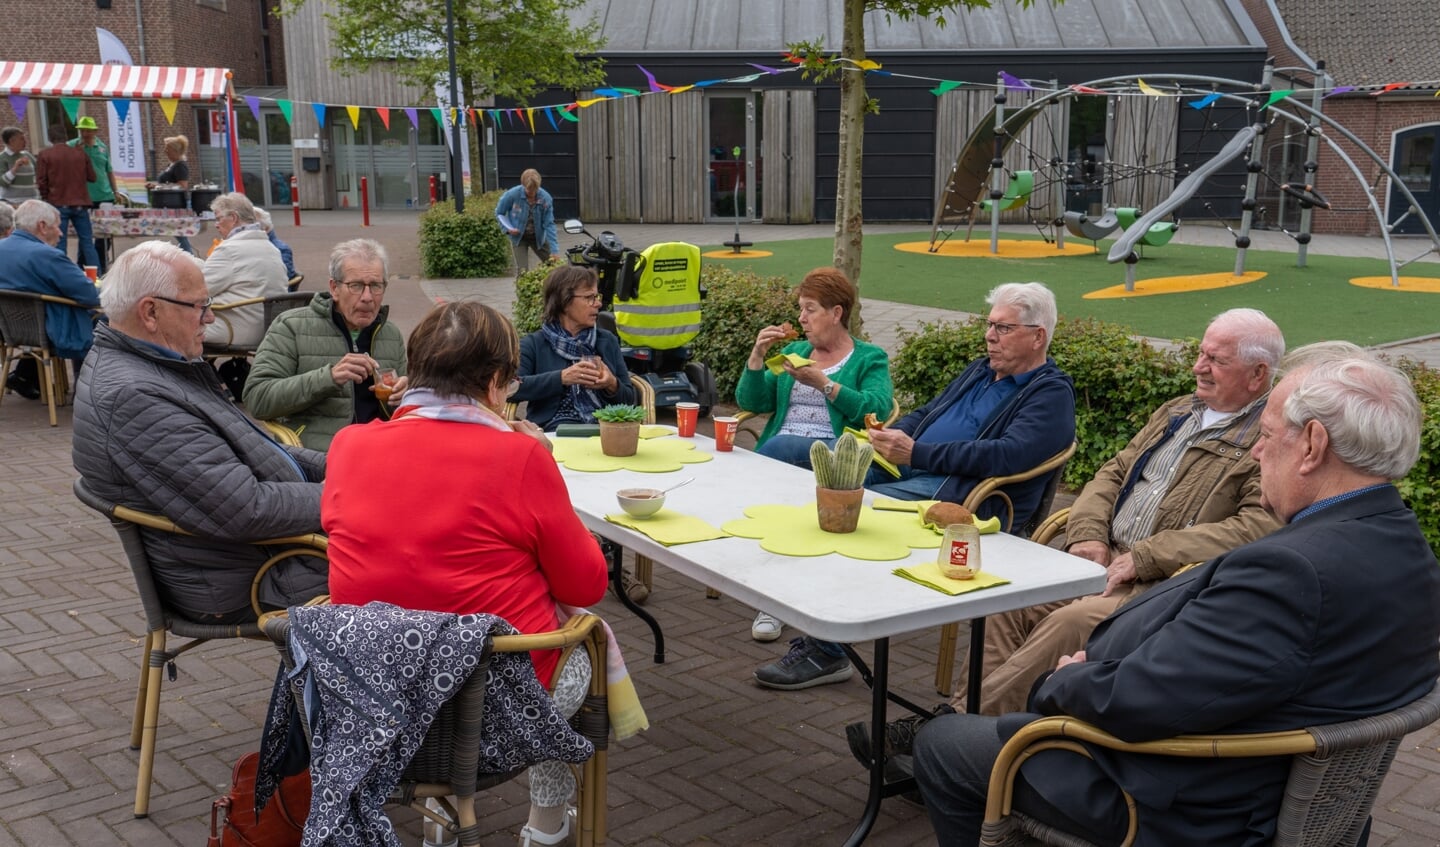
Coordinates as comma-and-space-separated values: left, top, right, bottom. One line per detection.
823, 380, 838, 398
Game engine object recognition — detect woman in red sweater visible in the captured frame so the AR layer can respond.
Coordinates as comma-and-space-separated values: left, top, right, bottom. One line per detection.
325, 300, 608, 846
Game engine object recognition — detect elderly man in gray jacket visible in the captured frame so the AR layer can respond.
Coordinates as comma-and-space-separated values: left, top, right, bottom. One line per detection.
73, 241, 327, 624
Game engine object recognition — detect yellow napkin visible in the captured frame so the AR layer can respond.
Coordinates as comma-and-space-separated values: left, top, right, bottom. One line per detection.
639, 425, 673, 439
892, 562, 1010, 595
765, 352, 816, 375
842, 427, 901, 478
604, 509, 730, 545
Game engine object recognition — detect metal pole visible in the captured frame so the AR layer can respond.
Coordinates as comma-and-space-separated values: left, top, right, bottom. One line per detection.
1296, 61, 1326, 268
290, 174, 300, 226
445, 0, 464, 213
1234, 60, 1275, 277
360, 176, 371, 226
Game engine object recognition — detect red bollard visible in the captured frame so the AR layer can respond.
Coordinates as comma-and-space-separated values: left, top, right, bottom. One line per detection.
360, 177, 370, 227
290, 174, 301, 226
428, 174, 437, 206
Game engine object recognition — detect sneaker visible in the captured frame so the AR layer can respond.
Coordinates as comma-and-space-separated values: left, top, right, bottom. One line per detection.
845, 703, 955, 767
750, 611, 784, 642
754, 637, 854, 690
620, 567, 650, 605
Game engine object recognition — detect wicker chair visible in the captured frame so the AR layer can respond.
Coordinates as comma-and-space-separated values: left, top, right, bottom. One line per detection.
71, 477, 328, 818
204, 290, 313, 357
259, 419, 304, 446
260, 609, 611, 847
0, 289, 90, 426
980, 682, 1440, 847
935, 442, 1077, 694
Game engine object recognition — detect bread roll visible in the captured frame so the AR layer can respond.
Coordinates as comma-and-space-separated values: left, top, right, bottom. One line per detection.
925, 502, 974, 526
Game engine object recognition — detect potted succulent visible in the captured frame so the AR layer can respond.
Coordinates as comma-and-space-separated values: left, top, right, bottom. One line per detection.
810, 433, 873, 533
593, 404, 646, 457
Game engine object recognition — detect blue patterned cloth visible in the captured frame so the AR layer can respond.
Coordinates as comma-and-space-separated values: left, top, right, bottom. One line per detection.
256, 602, 593, 847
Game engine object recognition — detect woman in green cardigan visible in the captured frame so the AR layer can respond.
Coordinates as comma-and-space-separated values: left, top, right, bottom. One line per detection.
736, 267, 894, 641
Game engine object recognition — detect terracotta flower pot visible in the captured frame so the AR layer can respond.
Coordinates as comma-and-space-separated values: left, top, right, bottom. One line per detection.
816, 486, 864, 533
598, 421, 641, 457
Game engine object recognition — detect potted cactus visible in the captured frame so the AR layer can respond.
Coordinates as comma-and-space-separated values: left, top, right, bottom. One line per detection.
593, 404, 646, 457
810, 432, 873, 533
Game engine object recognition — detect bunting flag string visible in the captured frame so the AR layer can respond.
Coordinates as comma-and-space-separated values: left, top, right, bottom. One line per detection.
157, 97, 178, 124
110, 98, 130, 124
141, 55, 1434, 141
6, 93, 27, 123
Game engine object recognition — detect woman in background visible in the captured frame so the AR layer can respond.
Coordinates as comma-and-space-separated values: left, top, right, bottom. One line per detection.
146, 135, 194, 254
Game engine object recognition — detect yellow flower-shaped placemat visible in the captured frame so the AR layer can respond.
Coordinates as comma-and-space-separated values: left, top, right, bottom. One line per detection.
604, 510, 730, 545
722, 503, 941, 560
640, 425, 674, 439
552, 436, 713, 473
893, 562, 1010, 595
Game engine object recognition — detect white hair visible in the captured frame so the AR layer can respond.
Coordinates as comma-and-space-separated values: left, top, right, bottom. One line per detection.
1278, 340, 1368, 378
987, 282, 1057, 348
254, 207, 273, 231
1283, 356, 1421, 480
0, 201, 15, 237
14, 198, 58, 233
1209, 308, 1284, 380
209, 191, 258, 224
101, 241, 194, 322
329, 238, 390, 283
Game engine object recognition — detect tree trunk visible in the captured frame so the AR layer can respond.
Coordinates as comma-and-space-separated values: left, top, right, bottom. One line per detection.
834, 0, 867, 335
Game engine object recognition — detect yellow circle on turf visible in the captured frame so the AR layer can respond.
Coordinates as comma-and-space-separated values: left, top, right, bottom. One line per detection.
1084, 271, 1267, 299
1349, 276, 1440, 293
895, 239, 1096, 259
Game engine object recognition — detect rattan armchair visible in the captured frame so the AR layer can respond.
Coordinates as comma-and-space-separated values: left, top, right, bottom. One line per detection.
980, 681, 1440, 846
0, 289, 92, 426
260, 609, 611, 847
204, 290, 313, 355
71, 477, 328, 818
935, 442, 1077, 694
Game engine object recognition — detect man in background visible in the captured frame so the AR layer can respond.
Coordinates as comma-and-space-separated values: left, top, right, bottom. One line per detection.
35, 123, 99, 270
69, 116, 120, 274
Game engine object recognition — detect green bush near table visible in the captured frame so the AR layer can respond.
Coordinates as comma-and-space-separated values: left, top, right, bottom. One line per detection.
512, 265, 550, 334
891, 316, 1198, 488
1396, 360, 1440, 558
419, 191, 511, 279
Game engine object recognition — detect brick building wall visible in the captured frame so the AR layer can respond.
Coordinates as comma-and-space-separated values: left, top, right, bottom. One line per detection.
0, 0, 283, 186
1309, 97, 1439, 236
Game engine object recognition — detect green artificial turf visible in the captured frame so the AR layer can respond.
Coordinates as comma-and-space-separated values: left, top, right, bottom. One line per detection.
700, 231, 1440, 346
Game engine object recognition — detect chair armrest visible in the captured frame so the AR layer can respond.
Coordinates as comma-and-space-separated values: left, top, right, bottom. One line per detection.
491, 613, 603, 654
259, 420, 303, 446
209, 297, 266, 311
38, 294, 90, 309
628, 374, 656, 425
1031, 507, 1070, 546
963, 442, 1077, 532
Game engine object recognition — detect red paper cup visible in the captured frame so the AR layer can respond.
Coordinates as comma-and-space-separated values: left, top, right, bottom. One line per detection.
675, 402, 699, 437
83, 266, 99, 283
713, 416, 739, 452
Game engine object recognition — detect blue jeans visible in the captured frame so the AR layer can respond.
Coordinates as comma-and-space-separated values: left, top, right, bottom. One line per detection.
866, 466, 948, 500
756, 433, 833, 469
56, 206, 99, 268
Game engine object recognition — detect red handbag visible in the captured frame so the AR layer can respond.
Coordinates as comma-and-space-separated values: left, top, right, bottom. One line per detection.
207, 752, 311, 847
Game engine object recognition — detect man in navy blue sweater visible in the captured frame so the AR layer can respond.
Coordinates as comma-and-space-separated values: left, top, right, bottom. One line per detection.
754, 282, 1077, 691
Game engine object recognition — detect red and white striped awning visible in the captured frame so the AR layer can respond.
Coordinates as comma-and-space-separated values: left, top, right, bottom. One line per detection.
0, 61, 231, 102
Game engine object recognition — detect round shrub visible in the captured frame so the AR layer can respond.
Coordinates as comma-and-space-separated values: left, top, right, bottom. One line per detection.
419, 190, 511, 278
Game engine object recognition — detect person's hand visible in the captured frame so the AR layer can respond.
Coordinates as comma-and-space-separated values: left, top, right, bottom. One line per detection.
1055, 650, 1086, 670
507, 227, 520, 236
145, 181, 156, 189
509, 419, 552, 452
330, 352, 372, 386
1067, 540, 1113, 566
591, 359, 617, 392
1101, 552, 1137, 597
868, 427, 915, 466
561, 359, 599, 387
748, 324, 792, 368
783, 361, 827, 392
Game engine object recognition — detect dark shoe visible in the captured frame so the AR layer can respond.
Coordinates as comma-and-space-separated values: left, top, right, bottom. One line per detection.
845, 703, 956, 767
6, 374, 40, 400
754, 637, 854, 690
621, 567, 650, 605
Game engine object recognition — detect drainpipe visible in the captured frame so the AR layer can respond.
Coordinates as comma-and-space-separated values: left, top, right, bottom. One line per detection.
134, 0, 155, 179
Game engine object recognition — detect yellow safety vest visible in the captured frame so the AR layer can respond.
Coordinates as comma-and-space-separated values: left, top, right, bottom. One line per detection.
614, 242, 702, 350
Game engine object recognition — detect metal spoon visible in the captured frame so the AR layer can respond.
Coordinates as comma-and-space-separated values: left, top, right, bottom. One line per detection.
658, 478, 695, 496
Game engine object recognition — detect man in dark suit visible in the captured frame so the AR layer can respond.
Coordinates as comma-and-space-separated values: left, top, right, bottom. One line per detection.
912, 352, 1440, 847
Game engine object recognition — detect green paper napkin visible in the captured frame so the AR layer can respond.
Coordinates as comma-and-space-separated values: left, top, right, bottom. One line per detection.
552, 436, 713, 473
765, 352, 816, 375
892, 562, 1010, 595
604, 510, 730, 545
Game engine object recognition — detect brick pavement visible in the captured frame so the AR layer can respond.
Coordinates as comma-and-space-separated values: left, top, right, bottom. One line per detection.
5, 214, 1440, 846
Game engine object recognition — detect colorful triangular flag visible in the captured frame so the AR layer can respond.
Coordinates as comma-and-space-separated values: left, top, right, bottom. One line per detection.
110, 99, 131, 124
1262, 89, 1293, 110
346, 105, 361, 129
930, 80, 963, 96
6, 94, 27, 123
999, 71, 1033, 91
405, 107, 419, 129
244, 95, 262, 122
1137, 79, 1163, 96
1189, 92, 1223, 110
157, 97, 179, 124
60, 97, 82, 124
277, 99, 293, 125
312, 102, 328, 128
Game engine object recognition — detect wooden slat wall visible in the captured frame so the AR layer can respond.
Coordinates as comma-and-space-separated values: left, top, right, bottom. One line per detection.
761, 90, 815, 223
577, 93, 642, 221
934, 89, 1068, 223
640, 94, 705, 222
1108, 95, 1179, 213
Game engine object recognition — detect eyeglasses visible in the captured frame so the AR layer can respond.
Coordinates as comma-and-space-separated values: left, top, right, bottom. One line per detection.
571, 292, 602, 304
340, 281, 388, 295
153, 294, 213, 314
986, 320, 1041, 336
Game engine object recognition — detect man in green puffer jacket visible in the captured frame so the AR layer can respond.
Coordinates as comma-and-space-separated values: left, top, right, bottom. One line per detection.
244, 238, 407, 451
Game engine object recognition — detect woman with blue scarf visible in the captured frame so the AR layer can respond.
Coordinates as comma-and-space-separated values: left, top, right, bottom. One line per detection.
514, 265, 636, 430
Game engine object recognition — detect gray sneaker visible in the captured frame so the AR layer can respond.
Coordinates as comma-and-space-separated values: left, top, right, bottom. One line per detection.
754, 637, 854, 690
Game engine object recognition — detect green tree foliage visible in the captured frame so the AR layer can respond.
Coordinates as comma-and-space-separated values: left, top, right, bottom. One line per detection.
280, 0, 606, 105
787, 0, 1044, 335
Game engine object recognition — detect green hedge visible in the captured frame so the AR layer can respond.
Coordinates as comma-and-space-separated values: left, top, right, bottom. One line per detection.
1395, 359, 1440, 557
418, 190, 512, 278
892, 316, 1198, 488
512, 264, 796, 399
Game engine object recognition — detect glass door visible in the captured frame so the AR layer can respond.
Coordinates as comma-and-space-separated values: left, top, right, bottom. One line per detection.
370, 112, 417, 208
233, 109, 266, 206
264, 113, 294, 206
707, 93, 761, 222
1390, 125, 1439, 235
